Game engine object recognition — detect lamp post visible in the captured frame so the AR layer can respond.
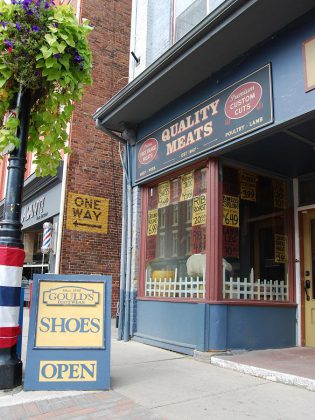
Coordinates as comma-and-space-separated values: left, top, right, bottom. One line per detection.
0, 87, 32, 389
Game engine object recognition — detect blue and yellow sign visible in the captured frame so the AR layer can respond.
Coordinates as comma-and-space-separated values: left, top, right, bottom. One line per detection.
24, 274, 111, 391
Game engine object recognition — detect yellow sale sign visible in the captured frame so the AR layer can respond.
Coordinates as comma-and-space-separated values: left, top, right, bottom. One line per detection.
222, 195, 239, 228
35, 281, 105, 348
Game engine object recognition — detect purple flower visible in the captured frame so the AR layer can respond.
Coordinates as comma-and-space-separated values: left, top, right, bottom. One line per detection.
32, 25, 40, 32
52, 22, 58, 28
54, 53, 61, 60
4, 40, 13, 49
73, 51, 83, 63
1, 21, 6, 28
15, 22, 21, 31
11, 0, 16, 4
23, 0, 32, 7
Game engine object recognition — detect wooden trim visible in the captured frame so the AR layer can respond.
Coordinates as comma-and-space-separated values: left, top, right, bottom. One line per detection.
137, 297, 204, 303
287, 206, 296, 303
208, 158, 221, 301
138, 186, 148, 298
299, 211, 306, 346
302, 36, 315, 93
206, 300, 297, 307
137, 296, 297, 307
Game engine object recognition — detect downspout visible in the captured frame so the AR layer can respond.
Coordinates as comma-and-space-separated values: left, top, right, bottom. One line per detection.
95, 119, 134, 342
117, 147, 128, 340
124, 143, 133, 341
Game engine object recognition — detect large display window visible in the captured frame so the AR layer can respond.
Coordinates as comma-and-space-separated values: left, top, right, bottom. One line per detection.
221, 166, 291, 301
144, 167, 207, 299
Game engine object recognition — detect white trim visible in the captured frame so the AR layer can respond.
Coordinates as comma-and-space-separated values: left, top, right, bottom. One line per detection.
0, 266, 23, 287
297, 204, 315, 212
0, 306, 19, 327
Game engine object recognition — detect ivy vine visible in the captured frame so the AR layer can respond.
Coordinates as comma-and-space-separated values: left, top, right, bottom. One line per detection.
0, 0, 93, 176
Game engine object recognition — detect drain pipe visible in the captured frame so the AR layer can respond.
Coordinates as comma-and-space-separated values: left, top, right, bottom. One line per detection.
117, 148, 128, 340
95, 119, 134, 341
124, 143, 133, 341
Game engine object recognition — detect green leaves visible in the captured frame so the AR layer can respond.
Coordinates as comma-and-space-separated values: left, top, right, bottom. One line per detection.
0, 2, 93, 176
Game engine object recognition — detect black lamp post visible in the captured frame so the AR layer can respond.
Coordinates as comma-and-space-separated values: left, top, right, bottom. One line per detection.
0, 87, 32, 389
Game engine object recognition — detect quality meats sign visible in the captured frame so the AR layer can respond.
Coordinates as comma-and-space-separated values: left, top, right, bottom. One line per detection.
136, 64, 273, 182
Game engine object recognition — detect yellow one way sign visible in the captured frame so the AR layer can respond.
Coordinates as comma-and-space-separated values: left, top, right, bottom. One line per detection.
66, 192, 109, 234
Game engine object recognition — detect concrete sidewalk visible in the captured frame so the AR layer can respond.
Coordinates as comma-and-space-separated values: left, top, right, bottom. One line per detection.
211, 347, 315, 392
0, 309, 315, 419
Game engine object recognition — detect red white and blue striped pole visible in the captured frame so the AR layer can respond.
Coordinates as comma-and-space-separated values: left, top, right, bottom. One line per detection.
42, 222, 53, 254
0, 88, 33, 389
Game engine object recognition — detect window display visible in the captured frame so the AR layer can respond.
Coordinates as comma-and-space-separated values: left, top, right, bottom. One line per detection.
222, 166, 290, 301
145, 167, 207, 299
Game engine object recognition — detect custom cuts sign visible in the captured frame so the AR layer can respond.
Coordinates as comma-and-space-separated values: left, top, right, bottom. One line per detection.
136, 64, 273, 182
24, 274, 111, 390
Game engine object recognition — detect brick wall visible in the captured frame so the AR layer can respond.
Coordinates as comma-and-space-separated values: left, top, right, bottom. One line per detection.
60, 0, 131, 315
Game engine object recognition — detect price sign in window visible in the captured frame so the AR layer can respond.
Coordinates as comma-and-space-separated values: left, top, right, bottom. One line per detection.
222, 195, 239, 228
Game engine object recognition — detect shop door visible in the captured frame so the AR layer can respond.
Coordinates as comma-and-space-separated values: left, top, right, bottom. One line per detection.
303, 210, 315, 347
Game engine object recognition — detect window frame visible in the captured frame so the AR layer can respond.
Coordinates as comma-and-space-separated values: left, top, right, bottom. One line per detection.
138, 157, 296, 306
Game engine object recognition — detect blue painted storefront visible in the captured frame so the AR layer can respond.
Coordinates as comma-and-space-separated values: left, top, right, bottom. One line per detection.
134, 301, 296, 355
131, 10, 315, 353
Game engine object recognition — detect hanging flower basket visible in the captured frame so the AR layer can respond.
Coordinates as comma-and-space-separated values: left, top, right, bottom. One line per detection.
0, 0, 93, 176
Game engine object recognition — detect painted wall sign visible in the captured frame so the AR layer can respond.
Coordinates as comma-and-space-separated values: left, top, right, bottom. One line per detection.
240, 170, 257, 202
274, 234, 288, 263
222, 195, 239, 228
136, 64, 273, 182
66, 192, 109, 234
24, 274, 111, 391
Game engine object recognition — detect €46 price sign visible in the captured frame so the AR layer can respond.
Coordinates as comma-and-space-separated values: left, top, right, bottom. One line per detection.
24, 274, 111, 390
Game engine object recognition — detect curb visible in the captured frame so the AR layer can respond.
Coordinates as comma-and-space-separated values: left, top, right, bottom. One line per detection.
211, 356, 315, 392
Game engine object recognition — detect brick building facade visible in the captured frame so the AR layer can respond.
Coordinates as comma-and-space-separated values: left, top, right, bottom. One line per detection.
60, 0, 131, 314
0, 0, 131, 315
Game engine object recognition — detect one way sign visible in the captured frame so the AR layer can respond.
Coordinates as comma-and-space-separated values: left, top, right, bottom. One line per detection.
66, 192, 109, 234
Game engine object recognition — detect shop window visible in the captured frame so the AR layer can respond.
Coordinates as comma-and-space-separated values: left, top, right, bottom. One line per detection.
222, 166, 290, 301
144, 167, 207, 299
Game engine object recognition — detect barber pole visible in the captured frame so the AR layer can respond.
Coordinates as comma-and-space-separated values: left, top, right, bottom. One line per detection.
41, 222, 53, 254
0, 247, 24, 350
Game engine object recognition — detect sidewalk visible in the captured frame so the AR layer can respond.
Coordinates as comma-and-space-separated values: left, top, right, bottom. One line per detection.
0, 309, 315, 419
211, 347, 315, 392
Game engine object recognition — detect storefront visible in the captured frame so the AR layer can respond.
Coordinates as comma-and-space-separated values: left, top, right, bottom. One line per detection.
95, 4, 315, 353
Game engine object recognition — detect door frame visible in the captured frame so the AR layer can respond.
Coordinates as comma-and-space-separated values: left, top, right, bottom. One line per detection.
298, 205, 315, 346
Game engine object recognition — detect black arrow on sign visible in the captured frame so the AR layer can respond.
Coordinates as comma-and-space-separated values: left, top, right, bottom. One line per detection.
73, 220, 102, 229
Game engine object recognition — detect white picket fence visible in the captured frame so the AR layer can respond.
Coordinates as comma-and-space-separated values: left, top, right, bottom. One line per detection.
223, 276, 288, 301
145, 270, 205, 299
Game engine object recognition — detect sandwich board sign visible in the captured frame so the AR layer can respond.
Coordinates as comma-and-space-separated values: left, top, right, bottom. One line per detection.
24, 274, 111, 390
